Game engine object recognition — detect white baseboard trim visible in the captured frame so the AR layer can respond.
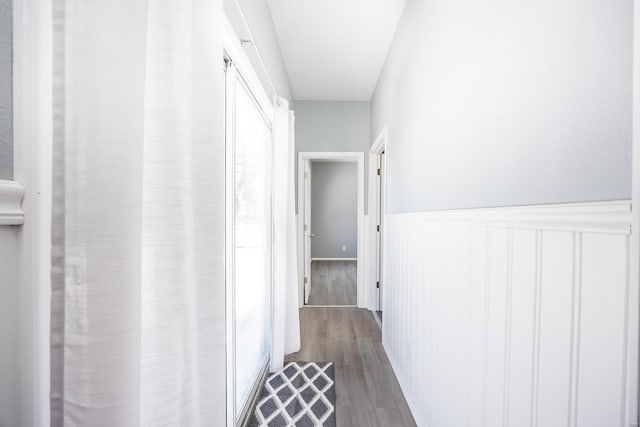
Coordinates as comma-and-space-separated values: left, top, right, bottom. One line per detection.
0, 180, 25, 225
311, 258, 357, 261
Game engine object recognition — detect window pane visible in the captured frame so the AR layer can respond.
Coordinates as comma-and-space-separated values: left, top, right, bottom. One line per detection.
234, 78, 272, 417
0, 0, 12, 180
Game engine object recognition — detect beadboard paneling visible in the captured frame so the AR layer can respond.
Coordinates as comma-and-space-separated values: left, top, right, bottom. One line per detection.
382, 201, 635, 427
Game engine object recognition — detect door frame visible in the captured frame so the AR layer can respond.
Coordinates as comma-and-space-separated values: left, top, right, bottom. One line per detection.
297, 152, 365, 307
367, 127, 387, 313
302, 160, 312, 304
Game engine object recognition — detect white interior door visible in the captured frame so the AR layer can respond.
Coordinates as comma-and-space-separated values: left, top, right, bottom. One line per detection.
303, 160, 312, 303
377, 151, 386, 314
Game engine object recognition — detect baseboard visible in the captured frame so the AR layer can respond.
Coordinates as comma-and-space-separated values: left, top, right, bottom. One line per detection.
311, 258, 357, 261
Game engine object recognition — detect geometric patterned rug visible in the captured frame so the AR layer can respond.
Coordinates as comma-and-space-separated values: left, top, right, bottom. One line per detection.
248, 362, 336, 427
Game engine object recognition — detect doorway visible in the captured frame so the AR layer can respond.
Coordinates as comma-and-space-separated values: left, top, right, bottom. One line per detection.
297, 152, 365, 308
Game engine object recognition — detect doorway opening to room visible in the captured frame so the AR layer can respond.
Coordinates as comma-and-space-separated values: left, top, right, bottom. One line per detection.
298, 153, 364, 307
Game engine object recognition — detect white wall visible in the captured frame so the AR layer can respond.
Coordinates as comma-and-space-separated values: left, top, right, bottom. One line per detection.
382, 202, 636, 427
295, 101, 370, 211
310, 161, 357, 258
0, 0, 12, 179
372, 0, 633, 213
0, 226, 20, 427
224, 0, 294, 104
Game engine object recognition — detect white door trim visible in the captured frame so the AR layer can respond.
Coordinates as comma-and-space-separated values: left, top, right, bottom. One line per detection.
366, 127, 387, 311
297, 152, 365, 308
303, 160, 311, 303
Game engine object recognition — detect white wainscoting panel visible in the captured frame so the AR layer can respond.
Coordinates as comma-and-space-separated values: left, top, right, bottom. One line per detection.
382, 201, 636, 427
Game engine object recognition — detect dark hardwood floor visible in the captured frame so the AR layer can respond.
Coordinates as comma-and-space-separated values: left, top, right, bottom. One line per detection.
285, 307, 416, 426
308, 261, 357, 305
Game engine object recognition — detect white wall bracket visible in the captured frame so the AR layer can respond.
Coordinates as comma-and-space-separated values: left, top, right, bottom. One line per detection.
0, 180, 25, 225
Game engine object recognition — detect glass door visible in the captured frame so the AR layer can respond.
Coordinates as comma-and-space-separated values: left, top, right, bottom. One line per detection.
225, 61, 273, 424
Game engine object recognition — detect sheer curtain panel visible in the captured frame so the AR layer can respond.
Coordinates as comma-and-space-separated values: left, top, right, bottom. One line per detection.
270, 99, 300, 372
51, 1, 226, 425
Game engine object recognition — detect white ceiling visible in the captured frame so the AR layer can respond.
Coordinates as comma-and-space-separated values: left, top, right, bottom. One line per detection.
266, 0, 406, 101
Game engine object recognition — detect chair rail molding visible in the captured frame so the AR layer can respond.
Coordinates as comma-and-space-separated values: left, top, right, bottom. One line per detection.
0, 180, 25, 225
393, 200, 631, 234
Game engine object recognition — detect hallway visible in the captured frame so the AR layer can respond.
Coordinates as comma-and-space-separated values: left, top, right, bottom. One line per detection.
286, 308, 415, 426
0, 0, 638, 426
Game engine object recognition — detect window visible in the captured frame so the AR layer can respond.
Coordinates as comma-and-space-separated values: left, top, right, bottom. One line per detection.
225, 61, 273, 423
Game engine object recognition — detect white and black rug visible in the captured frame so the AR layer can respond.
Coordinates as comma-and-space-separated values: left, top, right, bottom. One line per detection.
248, 362, 336, 427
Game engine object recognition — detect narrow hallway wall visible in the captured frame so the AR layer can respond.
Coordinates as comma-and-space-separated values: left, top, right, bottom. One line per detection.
370, 1, 636, 426
224, 0, 294, 104
372, 0, 632, 213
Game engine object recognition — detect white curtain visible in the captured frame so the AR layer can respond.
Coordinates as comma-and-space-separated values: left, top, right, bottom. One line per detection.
270, 99, 301, 372
51, 1, 225, 426
285, 110, 301, 355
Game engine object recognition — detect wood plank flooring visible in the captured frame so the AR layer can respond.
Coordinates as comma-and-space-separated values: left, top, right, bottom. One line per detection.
285, 307, 416, 426
308, 261, 356, 305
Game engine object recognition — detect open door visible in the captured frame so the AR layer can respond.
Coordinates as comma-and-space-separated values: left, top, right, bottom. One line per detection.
303, 160, 312, 303
377, 151, 386, 319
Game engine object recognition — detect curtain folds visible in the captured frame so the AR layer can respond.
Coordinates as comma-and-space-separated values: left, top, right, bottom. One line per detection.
51, 1, 225, 425
284, 110, 301, 356
271, 99, 301, 372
